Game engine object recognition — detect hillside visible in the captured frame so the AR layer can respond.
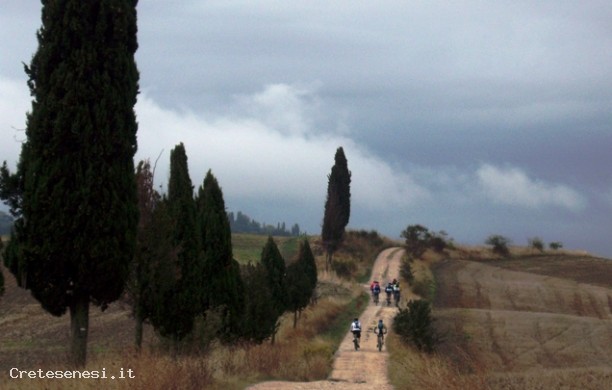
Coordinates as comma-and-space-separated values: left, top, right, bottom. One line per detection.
431, 251, 612, 388
1, 234, 610, 389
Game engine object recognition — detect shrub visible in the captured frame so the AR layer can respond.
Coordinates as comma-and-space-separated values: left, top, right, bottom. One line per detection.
331, 259, 356, 279
549, 241, 563, 250
401, 224, 432, 258
411, 277, 436, 301
485, 234, 511, 257
393, 299, 438, 353
400, 257, 415, 283
528, 237, 544, 252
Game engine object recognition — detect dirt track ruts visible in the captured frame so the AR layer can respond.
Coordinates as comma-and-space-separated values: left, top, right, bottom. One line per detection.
246, 247, 410, 390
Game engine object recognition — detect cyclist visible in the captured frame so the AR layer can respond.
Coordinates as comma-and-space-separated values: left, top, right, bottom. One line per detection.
370, 280, 378, 291
393, 281, 401, 305
385, 282, 393, 305
374, 319, 388, 349
350, 317, 362, 349
372, 281, 381, 304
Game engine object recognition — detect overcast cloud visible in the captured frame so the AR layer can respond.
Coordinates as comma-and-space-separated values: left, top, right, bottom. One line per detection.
1, 1, 611, 257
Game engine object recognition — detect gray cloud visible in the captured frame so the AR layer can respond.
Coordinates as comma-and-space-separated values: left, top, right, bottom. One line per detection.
1, 1, 611, 257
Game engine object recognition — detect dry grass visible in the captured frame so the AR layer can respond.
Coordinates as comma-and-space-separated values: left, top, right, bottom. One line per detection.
0, 296, 349, 390
426, 246, 612, 390
387, 332, 489, 390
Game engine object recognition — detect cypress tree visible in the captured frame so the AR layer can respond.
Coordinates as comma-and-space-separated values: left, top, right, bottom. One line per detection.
300, 238, 318, 293
196, 170, 244, 340
285, 238, 318, 328
240, 262, 278, 343
321, 147, 352, 271
260, 236, 287, 342
163, 143, 202, 340
0, 0, 139, 366
129, 160, 178, 349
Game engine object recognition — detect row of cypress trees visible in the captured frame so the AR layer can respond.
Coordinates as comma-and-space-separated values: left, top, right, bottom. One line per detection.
0, 0, 322, 366
128, 143, 318, 348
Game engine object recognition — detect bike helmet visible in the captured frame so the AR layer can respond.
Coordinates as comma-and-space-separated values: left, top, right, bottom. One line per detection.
354, 318, 358, 322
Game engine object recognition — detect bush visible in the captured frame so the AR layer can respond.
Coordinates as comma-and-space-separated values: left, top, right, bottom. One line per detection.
401, 224, 432, 258
400, 257, 415, 283
549, 241, 563, 250
528, 237, 544, 252
393, 299, 438, 353
331, 259, 356, 279
485, 234, 511, 257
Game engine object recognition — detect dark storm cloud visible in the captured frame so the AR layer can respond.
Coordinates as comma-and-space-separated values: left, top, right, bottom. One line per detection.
1, 1, 611, 256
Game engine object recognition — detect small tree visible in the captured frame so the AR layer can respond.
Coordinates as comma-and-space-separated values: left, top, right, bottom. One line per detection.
528, 237, 544, 252
286, 238, 318, 327
485, 235, 511, 257
260, 236, 287, 342
393, 299, 438, 353
401, 224, 432, 258
240, 262, 278, 343
549, 241, 563, 250
128, 160, 179, 349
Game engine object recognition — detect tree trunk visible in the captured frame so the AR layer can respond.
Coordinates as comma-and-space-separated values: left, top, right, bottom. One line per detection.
326, 251, 333, 273
135, 309, 144, 350
69, 295, 90, 367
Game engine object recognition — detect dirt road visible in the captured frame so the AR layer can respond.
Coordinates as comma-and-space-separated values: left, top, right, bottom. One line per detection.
247, 247, 409, 390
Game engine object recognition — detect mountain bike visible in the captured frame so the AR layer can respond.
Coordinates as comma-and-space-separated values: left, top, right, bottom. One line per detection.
352, 332, 360, 350
386, 293, 391, 306
373, 292, 379, 305
377, 332, 384, 352
393, 291, 400, 307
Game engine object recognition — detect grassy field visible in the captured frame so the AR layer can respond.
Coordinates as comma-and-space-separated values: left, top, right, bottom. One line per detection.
231, 233, 301, 264
425, 248, 612, 389
2, 232, 610, 389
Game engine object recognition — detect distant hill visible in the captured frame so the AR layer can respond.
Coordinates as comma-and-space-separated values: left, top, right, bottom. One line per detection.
0, 211, 12, 235
228, 210, 301, 236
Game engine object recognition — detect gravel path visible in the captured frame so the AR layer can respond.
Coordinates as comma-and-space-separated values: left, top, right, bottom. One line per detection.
246, 247, 409, 390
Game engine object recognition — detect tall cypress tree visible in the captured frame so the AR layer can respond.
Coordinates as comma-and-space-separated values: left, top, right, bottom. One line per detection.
0, 0, 139, 366
196, 170, 244, 339
163, 143, 202, 340
321, 147, 351, 271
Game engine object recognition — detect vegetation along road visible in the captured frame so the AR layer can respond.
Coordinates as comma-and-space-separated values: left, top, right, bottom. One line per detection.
247, 247, 413, 389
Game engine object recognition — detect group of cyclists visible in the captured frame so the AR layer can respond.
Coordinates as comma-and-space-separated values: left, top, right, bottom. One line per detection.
370, 279, 401, 306
350, 317, 387, 351
348, 278, 401, 351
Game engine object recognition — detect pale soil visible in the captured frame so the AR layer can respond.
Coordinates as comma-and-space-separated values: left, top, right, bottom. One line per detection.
432, 258, 612, 385
247, 247, 414, 390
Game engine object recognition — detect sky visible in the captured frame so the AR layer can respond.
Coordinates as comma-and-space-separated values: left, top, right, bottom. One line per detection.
1, 1, 611, 257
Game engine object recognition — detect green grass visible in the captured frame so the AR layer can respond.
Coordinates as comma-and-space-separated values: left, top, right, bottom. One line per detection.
231, 233, 304, 264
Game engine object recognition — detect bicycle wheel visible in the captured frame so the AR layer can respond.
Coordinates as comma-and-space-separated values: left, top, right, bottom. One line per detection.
377, 335, 383, 352
353, 336, 359, 351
